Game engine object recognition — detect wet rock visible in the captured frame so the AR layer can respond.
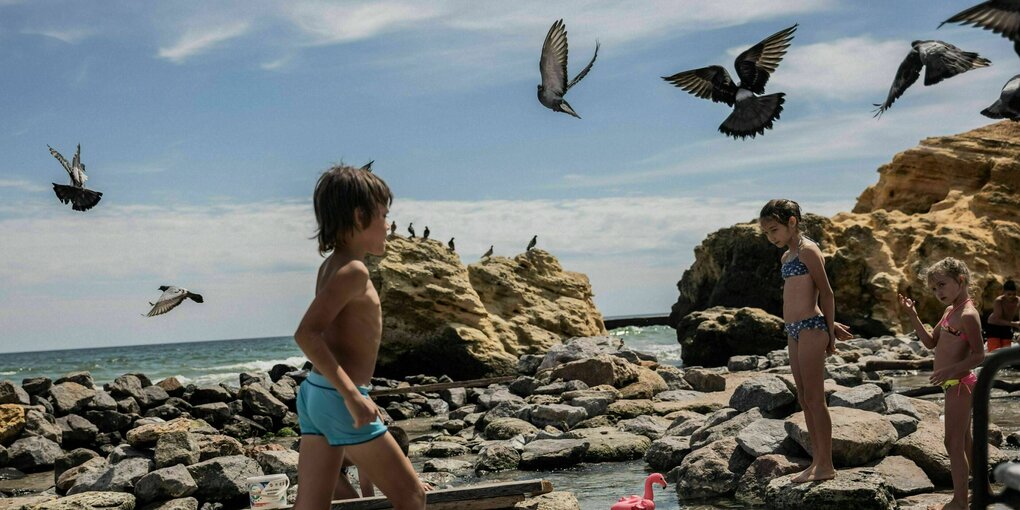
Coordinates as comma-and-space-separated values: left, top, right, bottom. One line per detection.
474, 443, 521, 473
785, 408, 898, 467
35, 492, 135, 510
737, 418, 801, 458
671, 437, 754, 499
0, 404, 26, 445
828, 383, 886, 413
57, 414, 99, 448
561, 427, 650, 462
644, 436, 691, 471
186, 455, 264, 502
765, 468, 895, 509
8, 435, 63, 472
870, 455, 933, 497
728, 355, 769, 372
529, 404, 587, 430
134, 464, 198, 503
55, 372, 94, 390
49, 382, 96, 416
255, 449, 299, 484
484, 418, 538, 440
68, 456, 153, 494
734, 454, 810, 505
21, 377, 52, 397
519, 439, 589, 470
154, 432, 201, 468
729, 375, 796, 414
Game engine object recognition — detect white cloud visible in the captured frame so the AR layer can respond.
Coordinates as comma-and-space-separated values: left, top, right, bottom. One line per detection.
260, 56, 292, 71
158, 21, 252, 63
768, 36, 909, 99
284, 1, 440, 45
0, 179, 47, 192
22, 28, 94, 44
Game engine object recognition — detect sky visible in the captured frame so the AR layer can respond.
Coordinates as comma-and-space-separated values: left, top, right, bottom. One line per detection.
1, 0, 1016, 353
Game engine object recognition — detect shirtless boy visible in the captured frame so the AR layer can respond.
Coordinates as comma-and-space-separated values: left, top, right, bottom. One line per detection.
292, 164, 425, 510
987, 279, 1019, 352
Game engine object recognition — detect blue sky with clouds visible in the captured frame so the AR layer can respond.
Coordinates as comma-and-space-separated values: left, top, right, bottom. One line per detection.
1, 0, 1015, 352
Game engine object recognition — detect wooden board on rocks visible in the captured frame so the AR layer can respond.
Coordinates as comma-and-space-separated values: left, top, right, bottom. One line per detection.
308, 479, 553, 510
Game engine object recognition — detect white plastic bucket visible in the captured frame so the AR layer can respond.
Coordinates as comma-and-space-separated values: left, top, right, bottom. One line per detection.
246, 473, 290, 509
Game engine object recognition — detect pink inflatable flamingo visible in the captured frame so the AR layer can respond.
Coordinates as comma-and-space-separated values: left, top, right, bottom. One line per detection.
611, 473, 667, 510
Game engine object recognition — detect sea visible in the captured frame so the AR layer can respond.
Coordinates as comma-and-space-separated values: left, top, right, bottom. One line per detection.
2, 325, 1016, 509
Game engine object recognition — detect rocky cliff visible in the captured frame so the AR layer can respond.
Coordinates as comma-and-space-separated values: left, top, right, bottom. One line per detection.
367, 237, 606, 379
672, 121, 1020, 338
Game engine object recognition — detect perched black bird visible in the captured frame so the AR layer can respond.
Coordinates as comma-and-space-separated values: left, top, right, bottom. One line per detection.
48, 144, 103, 211
941, 1, 1020, 59
663, 24, 797, 139
408, 222, 415, 238
482, 245, 494, 259
144, 286, 203, 317
361, 160, 374, 172
423, 226, 430, 240
538, 19, 599, 118
982, 74, 1020, 119
873, 41, 990, 118
390, 221, 397, 235
527, 235, 537, 251
448, 238, 455, 251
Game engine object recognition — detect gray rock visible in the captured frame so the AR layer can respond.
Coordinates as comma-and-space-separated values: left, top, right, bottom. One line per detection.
529, 404, 588, 430
255, 449, 299, 484
533, 380, 589, 396
194, 435, 243, 461
186, 455, 264, 502
508, 376, 541, 397
655, 366, 693, 391
134, 464, 198, 502
824, 364, 864, 386
765, 468, 895, 509
55, 372, 94, 390
691, 408, 763, 450
422, 458, 473, 473
0, 380, 31, 405
828, 383, 886, 413
109, 375, 146, 402
23, 409, 62, 443
68, 456, 153, 494
476, 388, 524, 410
671, 437, 754, 499
109, 444, 152, 464
683, 368, 726, 392
886, 413, 919, 439
117, 398, 141, 415
423, 398, 449, 416
239, 384, 288, 419
239, 371, 271, 387
652, 389, 703, 402
189, 385, 232, 405
439, 387, 467, 408
57, 414, 99, 448
140, 497, 199, 510
139, 386, 170, 409
537, 336, 623, 371
785, 408, 898, 467
191, 402, 231, 427
870, 455, 933, 497
514, 491, 580, 510
561, 390, 616, 417
767, 349, 789, 367
474, 444, 521, 473
423, 441, 470, 458
87, 391, 119, 412
736, 418, 801, 457
49, 382, 96, 416
54, 448, 100, 480
516, 354, 544, 375
8, 435, 63, 472
478, 400, 531, 430
883, 394, 921, 419
519, 439, 589, 470
35, 491, 135, 510
728, 355, 770, 371
484, 418, 539, 440
268, 382, 296, 407
21, 377, 53, 397
560, 427, 650, 463
644, 436, 691, 471
729, 375, 796, 414
56, 457, 107, 494
154, 432, 201, 468
156, 377, 186, 399
734, 454, 810, 505
617, 415, 671, 440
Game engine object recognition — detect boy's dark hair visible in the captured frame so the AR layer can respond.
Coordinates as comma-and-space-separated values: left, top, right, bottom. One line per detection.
759, 199, 802, 229
1005, 279, 1017, 292
313, 164, 392, 256
388, 425, 410, 456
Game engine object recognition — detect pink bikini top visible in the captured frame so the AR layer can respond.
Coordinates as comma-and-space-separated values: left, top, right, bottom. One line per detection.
939, 298, 971, 341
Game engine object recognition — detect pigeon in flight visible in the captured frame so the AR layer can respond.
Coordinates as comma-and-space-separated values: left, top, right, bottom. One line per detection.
48, 144, 103, 211
982, 74, 1020, 119
144, 286, 204, 317
527, 235, 537, 251
423, 226, 430, 240
390, 221, 397, 235
448, 238, 455, 251
873, 40, 990, 118
482, 245, 493, 259
538, 19, 599, 118
408, 223, 415, 238
942, 1, 1020, 59
361, 160, 374, 172
663, 24, 797, 139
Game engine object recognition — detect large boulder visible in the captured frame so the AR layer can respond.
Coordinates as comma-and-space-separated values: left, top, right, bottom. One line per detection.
560, 427, 650, 463
49, 382, 96, 416
134, 464, 198, 503
518, 439, 589, 470
785, 408, 898, 467
8, 435, 63, 472
765, 468, 895, 509
735, 454, 811, 505
368, 239, 606, 379
68, 457, 153, 495
186, 455, 264, 502
870, 455, 934, 497
675, 307, 787, 368
0, 404, 25, 445
729, 375, 796, 414
547, 355, 638, 389
671, 437, 754, 499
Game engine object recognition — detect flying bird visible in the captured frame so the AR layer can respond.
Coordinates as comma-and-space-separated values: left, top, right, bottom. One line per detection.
941, 1, 1020, 59
482, 245, 493, 259
423, 226, 430, 240
144, 286, 204, 317
361, 160, 374, 172
390, 221, 397, 235
527, 235, 537, 251
408, 223, 415, 238
873, 40, 991, 118
448, 238, 455, 251
538, 19, 599, 118
982, 74, 1020, 120
662, 24, 797, 139
48, 144, 103, 211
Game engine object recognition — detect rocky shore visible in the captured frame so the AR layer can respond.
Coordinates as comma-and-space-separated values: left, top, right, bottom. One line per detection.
2, 327, 1018, 510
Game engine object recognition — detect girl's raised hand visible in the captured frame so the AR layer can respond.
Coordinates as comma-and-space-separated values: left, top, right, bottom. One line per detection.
898, 293, 917, 316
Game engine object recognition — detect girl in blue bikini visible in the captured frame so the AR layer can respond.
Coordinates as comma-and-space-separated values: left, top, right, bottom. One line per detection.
759, 199, 851, 483
899, 257, 984, 510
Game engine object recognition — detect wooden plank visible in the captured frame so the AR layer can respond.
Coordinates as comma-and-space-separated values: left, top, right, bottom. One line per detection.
320, 479, 551, 510
369, 376, 517, 397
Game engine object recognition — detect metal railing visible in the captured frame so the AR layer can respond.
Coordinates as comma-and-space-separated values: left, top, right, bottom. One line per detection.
972, 347, 1020, 509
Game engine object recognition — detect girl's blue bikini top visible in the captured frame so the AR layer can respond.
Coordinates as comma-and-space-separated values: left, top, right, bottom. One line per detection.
781, 239, 811, 279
